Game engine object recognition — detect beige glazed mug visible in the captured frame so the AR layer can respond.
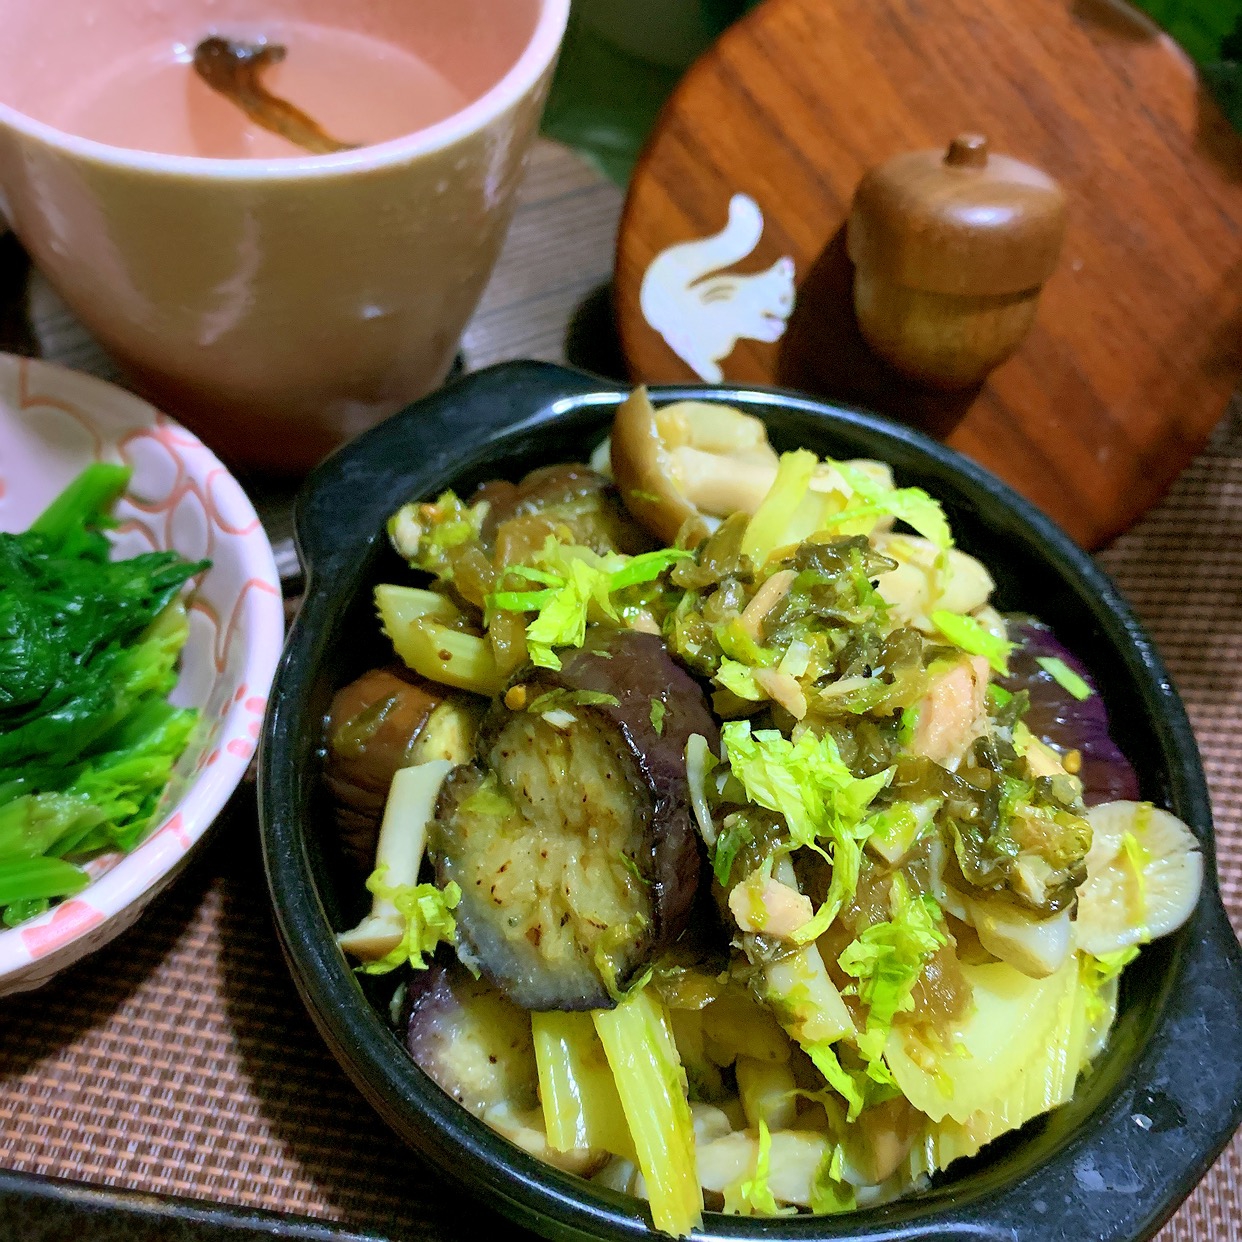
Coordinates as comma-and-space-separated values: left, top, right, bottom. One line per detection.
0, 0, 569, 471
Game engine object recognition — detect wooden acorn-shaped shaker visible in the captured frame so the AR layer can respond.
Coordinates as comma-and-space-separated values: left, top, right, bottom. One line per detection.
846, 134, 1067, 390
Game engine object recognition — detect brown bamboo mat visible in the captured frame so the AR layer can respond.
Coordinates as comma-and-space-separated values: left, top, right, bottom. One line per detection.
0, 141, 1239, 1241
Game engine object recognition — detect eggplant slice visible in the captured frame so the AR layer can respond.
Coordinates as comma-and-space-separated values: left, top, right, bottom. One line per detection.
433, 630, 719, 1011
404, 958, 608, 1176
404, 958, 539, 1117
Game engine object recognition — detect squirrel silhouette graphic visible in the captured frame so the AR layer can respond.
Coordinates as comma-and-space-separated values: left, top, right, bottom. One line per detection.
640, 194, 795, 383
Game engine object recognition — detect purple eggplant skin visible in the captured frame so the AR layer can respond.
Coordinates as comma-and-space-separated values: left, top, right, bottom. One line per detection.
433, 629, 720, 1012
1001, 618, 1140, 806
402, 957, 540, 1117
402, 957, 611, 1177
546, 628, 721, 950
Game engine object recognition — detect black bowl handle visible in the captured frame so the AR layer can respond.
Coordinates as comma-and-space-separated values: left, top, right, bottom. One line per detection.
294, 361, 621, 579
1090, 890, 1242, 1239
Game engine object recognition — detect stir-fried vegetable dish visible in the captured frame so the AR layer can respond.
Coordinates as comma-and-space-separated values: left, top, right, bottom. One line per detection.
328, 390, 1203, 1233
0, 464, 206, 926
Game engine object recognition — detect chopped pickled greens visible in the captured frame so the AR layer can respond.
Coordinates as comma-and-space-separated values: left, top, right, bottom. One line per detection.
487, 540, 689, 669
389, 490, 488, 580
523, 688, 620, 714
712, 814, 755, 886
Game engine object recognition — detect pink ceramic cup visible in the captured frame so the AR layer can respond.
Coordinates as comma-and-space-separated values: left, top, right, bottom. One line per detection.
0, 0, 569, 471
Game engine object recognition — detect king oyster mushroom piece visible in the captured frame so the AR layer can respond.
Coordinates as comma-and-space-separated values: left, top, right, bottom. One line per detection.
431, 629, 719, 1010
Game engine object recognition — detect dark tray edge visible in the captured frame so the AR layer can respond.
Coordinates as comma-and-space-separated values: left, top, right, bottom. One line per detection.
0, 1168, 385, 1242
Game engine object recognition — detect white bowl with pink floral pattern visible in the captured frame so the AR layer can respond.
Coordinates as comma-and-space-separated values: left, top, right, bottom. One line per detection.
0, 355, 283, 995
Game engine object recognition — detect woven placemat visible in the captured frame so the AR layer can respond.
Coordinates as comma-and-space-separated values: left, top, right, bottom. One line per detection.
0, 142, 1237, 1240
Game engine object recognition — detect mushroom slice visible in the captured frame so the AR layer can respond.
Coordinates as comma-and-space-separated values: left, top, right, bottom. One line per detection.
1075, 801, 1203, 955
323, 665, 448, 871
432, 630, 718, 1010
611, 388, 779, 544
963, 896, 1073, 979
336, 758, 454, 962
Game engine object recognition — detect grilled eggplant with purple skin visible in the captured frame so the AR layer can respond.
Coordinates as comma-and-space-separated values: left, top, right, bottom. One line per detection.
403, 958, 607, 1175
432, 630, 719, 1011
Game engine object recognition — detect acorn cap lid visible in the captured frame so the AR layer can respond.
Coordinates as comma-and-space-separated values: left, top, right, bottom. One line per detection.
846, 134, 1068, 296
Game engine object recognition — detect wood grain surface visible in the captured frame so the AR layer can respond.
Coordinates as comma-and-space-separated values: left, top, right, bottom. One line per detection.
615, 0, 1242, 548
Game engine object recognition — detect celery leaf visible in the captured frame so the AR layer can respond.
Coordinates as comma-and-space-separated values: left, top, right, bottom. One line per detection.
931, 609, 1014, 675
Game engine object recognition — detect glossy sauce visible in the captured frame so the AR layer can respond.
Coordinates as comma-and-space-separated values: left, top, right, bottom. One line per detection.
43, 21, 470, 158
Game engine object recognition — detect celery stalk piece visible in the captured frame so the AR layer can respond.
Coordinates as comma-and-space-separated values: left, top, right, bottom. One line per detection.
594, 989, 704, 1238
375, 583, 462, 630
383, 617, 503, 695
532, 1011, 635, 1158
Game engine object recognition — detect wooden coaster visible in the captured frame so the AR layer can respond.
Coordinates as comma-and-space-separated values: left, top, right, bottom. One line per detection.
614, 0, 1242, 548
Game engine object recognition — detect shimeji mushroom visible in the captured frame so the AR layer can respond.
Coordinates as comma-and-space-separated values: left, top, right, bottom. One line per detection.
609, 388, 901, 553
610, 388, 780, 544
335, 699, 478, 961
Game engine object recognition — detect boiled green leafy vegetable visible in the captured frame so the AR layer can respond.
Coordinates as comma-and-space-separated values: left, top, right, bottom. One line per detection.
0, 464, 207, 923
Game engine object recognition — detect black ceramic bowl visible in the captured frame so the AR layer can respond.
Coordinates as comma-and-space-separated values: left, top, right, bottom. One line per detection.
260, 361, 1242, 1242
